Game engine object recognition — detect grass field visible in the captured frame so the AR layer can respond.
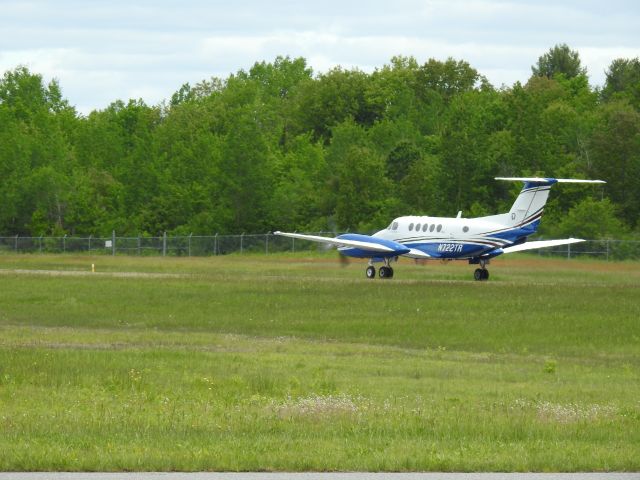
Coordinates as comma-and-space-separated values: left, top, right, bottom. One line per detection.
0, 252, 639, 471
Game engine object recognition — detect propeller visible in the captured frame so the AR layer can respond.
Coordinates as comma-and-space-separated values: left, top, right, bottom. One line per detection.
323, 219, 351, 266
338, 253, 351, 267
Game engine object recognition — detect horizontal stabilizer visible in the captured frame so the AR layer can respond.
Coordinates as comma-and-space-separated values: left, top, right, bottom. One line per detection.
495, 177, 606, 184
502, 238, 584, 254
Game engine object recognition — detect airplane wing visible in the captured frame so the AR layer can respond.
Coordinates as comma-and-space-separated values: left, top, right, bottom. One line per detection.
273, 231, 401, 253
502, 238, 584, 254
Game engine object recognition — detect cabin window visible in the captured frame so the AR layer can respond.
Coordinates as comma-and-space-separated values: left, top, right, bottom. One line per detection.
437, 224, 442, 232
415, 223, 421, 231
429, 224, 435, 232
392, 222, 398, 230
409, 223, 414, 231
422, 224, 428, 232
463, 226, 469, 233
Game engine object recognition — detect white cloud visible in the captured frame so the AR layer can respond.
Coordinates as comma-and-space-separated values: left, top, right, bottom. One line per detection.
1, 0, 638, 114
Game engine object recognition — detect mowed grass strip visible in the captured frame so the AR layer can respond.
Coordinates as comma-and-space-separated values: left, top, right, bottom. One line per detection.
1, 253, 638, 357
0, 253, 639, 471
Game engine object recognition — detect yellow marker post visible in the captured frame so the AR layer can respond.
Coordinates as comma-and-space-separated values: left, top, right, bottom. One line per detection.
91, 263, 95, 273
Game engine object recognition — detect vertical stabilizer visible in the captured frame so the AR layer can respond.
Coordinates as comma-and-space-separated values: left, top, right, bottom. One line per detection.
505, 179, 556, 227
494, 177, 605, 228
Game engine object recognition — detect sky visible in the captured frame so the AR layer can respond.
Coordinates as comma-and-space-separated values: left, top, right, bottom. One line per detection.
1, 0, 639, 114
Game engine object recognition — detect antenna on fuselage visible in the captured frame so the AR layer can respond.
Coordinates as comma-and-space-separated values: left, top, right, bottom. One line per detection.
456, 211, 462, 219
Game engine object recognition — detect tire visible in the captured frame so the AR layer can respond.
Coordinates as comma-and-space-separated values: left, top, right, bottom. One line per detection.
366, 266, 376, 279
379, 266, 390, 278
482, 269, 490, 280
474, 268, 483, 281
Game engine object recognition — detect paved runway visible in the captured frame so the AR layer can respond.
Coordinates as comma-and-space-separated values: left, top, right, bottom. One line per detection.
1, 473, 638, 480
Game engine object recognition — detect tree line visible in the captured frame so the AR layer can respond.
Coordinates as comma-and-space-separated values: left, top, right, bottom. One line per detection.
1, 44, 639, 239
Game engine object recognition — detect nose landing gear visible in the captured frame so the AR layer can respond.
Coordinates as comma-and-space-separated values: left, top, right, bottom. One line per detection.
473, 258, 490, 281
474, 268, 489, 281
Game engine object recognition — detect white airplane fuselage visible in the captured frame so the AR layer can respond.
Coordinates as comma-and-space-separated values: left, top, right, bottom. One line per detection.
370, 214, 522, 260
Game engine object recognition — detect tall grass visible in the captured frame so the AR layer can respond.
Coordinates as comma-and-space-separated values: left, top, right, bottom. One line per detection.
0, 253, 638, 471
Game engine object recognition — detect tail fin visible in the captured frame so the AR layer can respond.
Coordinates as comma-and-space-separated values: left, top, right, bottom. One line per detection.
495, 177, 606, 228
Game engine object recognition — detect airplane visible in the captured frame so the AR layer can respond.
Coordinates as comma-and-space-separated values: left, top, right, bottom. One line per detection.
274, 177, 606, 281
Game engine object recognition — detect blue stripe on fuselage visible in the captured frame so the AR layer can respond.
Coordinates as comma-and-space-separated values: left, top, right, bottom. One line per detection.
490, 219, 540, 243
405, 241, 495, 259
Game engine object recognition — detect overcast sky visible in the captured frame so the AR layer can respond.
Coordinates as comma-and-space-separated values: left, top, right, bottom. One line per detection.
1, 0, 639, 114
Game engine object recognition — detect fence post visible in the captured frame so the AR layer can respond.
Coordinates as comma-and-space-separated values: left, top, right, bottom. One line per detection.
39, 235, 43, 254
88, 234, 92, 252
112, 230, 116, 256
14, 234, 18, 253
567, 242, 571, 260
63, 234, 67, 253
214, 233, 218, 256
606, 239, 610, 261
240, 233, 244, 254
162, 232, 167, 257
137, 236, 141, 256
188, 233, 192, 257
266, 233, 269, 254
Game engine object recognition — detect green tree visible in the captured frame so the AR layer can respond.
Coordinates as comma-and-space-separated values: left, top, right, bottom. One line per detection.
324, 120, 395, 230
555, 198, 625, 239
292, 67, 374, 141
386, 140, 422, 182
218, 106, 275, 233
601, 57, 640, 109
268, 134, 327, 231
417, 57, 482, 100
365, 56, 425, 126
590, 101, 640, 227
438, 88, 505, 214
532, 44, 586, 79
0, 67, 77, 235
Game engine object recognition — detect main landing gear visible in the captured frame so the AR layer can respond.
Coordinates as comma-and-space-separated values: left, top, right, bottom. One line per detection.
473, 259, 490, 281
365, 259, 394, 279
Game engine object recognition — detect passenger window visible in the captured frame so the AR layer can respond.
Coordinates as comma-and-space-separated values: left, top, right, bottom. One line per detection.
409, 223, 414, 231
392, 222, 398, 230
437, 224, 442, 232
463, 226, 469, 233
429, 224, 435, 232
422, 224, 428, 232
415, 223, 421, 231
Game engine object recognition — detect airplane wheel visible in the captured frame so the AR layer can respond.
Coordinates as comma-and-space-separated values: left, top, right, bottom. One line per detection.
366, 266, 376, 279
483, 269, 490, 280
474, 268, 483, 281
379, 266, 392, 279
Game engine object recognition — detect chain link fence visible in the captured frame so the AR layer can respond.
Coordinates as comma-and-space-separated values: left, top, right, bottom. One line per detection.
0, 233, 639, 260
0, 232, 339, 257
